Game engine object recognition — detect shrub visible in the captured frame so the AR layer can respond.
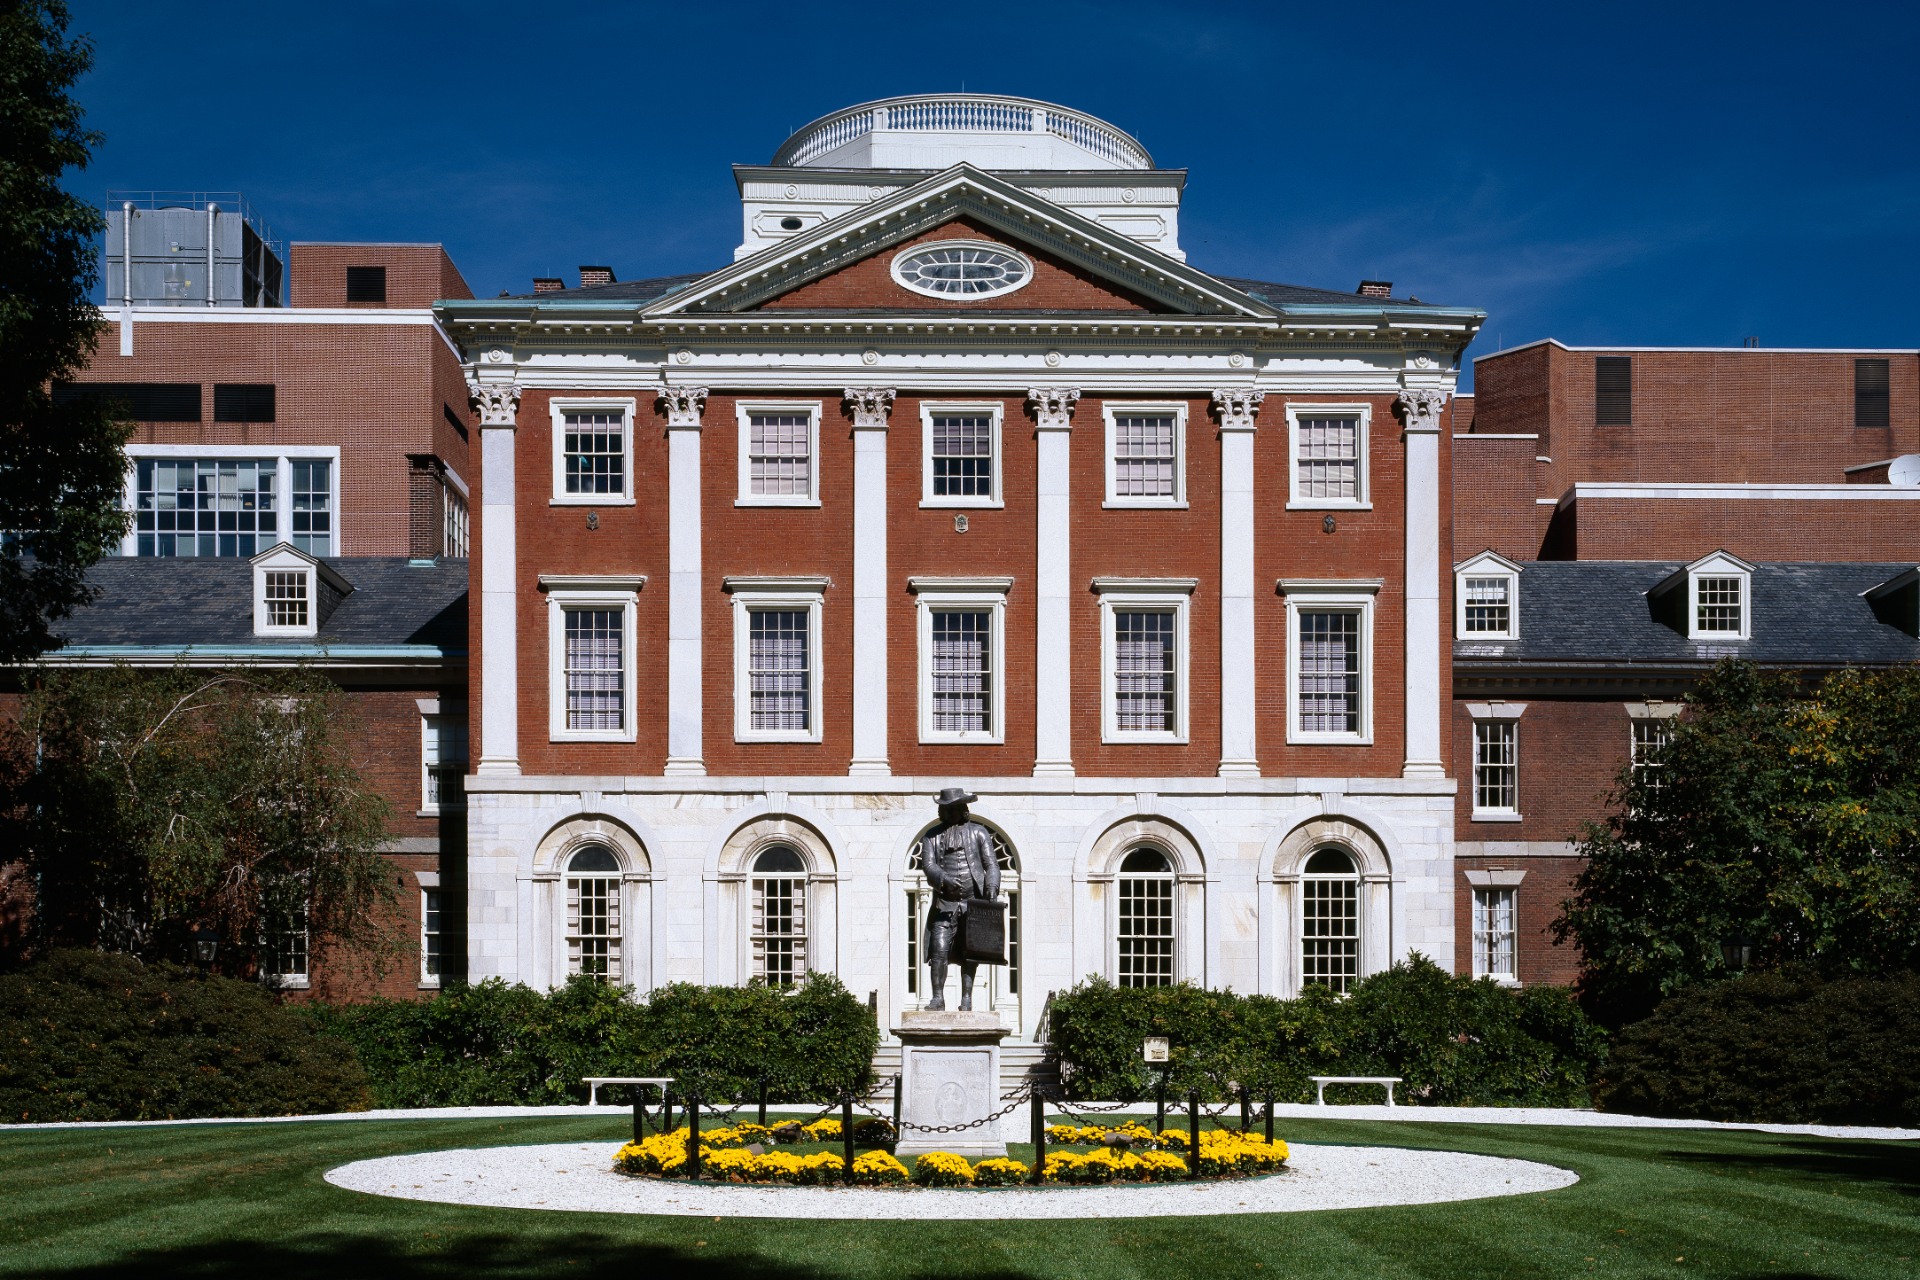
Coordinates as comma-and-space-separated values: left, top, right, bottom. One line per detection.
851, 1150, 908, 1185
911, 1151, 975, 1186
0, 949, 369, 1122
1597, 970, 1920, 1125
1048, 956, 1604, 1106
305, 970, 875, 1107
970, 1157, 1028, 1186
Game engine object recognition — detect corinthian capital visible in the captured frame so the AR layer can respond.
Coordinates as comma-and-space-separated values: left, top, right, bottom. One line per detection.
1027, 387, 1081, 430
466, 379, 523, 428
843, 387, 896, 429
1211, 388, 1266, 430
658, 385, 709, 428
1393, 388, 1450, 434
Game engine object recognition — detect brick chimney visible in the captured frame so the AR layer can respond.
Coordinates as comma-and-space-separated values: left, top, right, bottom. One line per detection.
579, 266, 616, 288
532, 278, 564, 294
1357, 280, 1392, 298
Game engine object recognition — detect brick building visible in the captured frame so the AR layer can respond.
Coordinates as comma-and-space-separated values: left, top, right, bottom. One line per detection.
1451, 341, 1920, 985
442, 95, 1485, 1037
7, 201, 479, 995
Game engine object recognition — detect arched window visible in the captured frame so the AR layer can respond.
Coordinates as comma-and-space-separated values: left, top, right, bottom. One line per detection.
905, 827, 1019, 1011
752, 845, 807, 987
1301, 847, 1359, 993
566, 844, 622, 983
1117, 846, 1175, 987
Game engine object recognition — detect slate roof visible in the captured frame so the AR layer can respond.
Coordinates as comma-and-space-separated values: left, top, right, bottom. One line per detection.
50, 557, 467, 651
1455, 561, 1920, 669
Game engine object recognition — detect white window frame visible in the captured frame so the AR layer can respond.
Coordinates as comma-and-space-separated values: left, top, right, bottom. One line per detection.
1094, 577, 1196, 745
1101, 401, 1188, 508
1299, 849, 1361, 994
728, 576, 828, 744
1688, 554, 1752, 640
1626, 700, 1683, 790
419, 709, 468, 813
250, 543, 348, 639
1465, 701, 1527, 821
735, 398, 823, 507
1283, 401, 1372, 510
1472, 887, 1519, 984
1454, 550, 1523, 640
919, 400, 1004, 509
420, 887, 443, 987
910, 576, 1012, 745
1113, 847, 1180, 988
542, 576, 643, 743
262, 897, 311, 989
549, 396, 638, 506
1281, 579, 1380, 745
122, 444, 342, 558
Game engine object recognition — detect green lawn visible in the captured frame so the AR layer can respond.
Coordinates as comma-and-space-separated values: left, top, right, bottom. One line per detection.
3, 1115, 1915, 1279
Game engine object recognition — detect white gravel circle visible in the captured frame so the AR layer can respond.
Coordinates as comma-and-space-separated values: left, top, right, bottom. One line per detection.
323, 1141, 1577, 1219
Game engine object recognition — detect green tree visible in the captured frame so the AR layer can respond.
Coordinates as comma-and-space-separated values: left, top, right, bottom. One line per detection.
0, 663, 400, 981
0, 0, 132, 661
1555, 660, 1920, 1025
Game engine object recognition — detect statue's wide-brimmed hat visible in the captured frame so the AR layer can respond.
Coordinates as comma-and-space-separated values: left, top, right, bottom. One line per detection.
934, 787, 978, 806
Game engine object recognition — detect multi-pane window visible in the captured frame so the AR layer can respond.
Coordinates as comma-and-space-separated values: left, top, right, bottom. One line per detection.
1114, 611, 1176, 732
423, 714, 468, 810
751, 846, 806, 988
1463, 577, 1511, 633
1295, 417, 1360, 500
289, 461, 332, 556
564, 609, 624, 731
930, 415, 993, 497
1299, 611, 1360, 733
422, 890, 443, 983
1117, 847, 1175, 988
135, 458, 276, 557
1300, 848, 1359, 993
1696, 577, 1742, 633
1472, 888, 1516, 981
1112, 415, 1177, 498
443, 485, 468, 558
931, 610, 992, 733
748, 413, 811, 496
749, 610, 810, 732
262, 900, 309, 982
1596, 355, 1632, 425
566, 845, 621, 983
563, 411, 625, 495
1632, 718, 1673, 789
1474, 722, 1518, 813
1855, 358, 1891, 429
264, 571, 308, 628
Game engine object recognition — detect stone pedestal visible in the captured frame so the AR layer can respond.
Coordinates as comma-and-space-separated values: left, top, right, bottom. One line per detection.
891, 1010, 1008, 1160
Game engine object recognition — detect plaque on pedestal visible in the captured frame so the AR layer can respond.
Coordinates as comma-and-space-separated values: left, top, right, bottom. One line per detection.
890, 1009, 1009, 1159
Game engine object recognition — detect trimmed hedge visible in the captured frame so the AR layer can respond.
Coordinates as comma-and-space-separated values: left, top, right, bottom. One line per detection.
1048, 955, 1605, 1107
0, 949, 371, 1122
1598, 970, 1920, 1125
303, 971, 877, 1108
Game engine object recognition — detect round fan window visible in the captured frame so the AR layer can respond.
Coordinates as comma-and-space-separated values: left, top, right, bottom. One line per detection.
891, 241, 1033, 299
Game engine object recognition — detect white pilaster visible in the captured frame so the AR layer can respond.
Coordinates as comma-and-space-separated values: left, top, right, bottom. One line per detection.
1395, 388, 1448, 779
468, 379, 522, 777
1030, 388, 1080, 777
663, 386, 709, 776
1212, 389, 1264, 778
847, 388, 896, 776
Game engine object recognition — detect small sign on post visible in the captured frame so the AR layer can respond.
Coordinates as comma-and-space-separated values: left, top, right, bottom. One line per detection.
1143, 1036, 1169, 1063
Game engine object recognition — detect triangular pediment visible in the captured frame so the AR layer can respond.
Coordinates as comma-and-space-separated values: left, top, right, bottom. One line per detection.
641, 164, 1273, 320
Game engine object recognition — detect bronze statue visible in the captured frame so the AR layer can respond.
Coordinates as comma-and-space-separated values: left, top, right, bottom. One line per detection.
920, 787, 1002, 1011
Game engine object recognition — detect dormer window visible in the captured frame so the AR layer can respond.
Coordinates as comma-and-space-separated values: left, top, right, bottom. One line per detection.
1453, 551, 1522, 641
1650, 550, 1754, 642
251, 543, 351, 638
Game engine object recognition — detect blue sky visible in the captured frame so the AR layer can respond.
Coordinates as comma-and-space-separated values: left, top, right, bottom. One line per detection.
69, 0, 1919, 390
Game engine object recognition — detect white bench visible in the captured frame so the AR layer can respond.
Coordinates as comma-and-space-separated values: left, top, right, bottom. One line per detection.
581, 1076, 674, 1107
1309, 1075, 1403, 1106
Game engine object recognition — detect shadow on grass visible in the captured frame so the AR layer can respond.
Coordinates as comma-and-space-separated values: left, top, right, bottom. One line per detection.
1658, 1139, 1920, 1197
45, 1232, 1044, 1280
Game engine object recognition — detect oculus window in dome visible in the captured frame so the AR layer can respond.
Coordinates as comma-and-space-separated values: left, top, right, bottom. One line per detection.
891, 242, 1032, 299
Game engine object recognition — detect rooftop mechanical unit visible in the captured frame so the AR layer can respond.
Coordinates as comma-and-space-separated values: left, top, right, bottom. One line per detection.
102, 192, 284, 308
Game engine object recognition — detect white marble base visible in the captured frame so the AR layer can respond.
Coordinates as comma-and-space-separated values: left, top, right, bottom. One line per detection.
892, 1010, 1008, 1159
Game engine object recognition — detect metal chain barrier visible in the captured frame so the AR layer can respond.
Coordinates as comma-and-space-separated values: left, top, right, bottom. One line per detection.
848, 1081, 1036, 1134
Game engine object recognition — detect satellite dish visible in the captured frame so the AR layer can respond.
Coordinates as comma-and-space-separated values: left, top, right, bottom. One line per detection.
1888, 455, 1920, 487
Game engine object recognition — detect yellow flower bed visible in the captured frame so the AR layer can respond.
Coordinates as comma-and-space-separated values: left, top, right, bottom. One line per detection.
801, 1118, 841, 1141
852, 1150, 909, 1185
970, 1157, 1030, 1187
911, 1151, 975, 1187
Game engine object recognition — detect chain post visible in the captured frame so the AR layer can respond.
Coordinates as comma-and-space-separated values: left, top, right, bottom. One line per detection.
1155, 1072, 1166, 1133
686, 1093, 702, 1179
632, 1088, 645, 1145
841, 1094, 857, 1186
757, 1077, 768, 1128
1239, 1085, 1250, 1133
1264, 1090, 1274, 1145
1186, 1090, 1200, 1180
1029, 1090, 1046, 1185
661, 1085, 674, 1135
892, 1072, 903, 1133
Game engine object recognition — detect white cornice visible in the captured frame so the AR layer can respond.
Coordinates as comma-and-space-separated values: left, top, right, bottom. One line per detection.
1479, 336, 1919, 361
1560, 481, 1920, 510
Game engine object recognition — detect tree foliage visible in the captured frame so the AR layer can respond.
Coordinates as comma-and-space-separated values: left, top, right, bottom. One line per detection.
0, 663, 398, 979
0, 0, 132, 661
1556, 661, 1920, 1025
